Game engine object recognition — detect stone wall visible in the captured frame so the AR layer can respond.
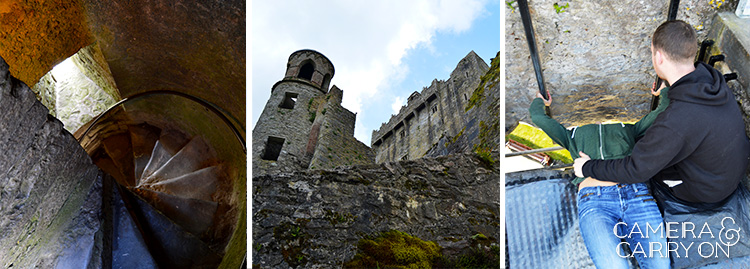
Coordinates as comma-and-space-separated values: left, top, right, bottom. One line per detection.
32, 43, 120, 133
309, 87, 375, 170
252, 152, 500, 268
427, 52, 501, 158
252, 81, 323, 175
505, 0, 740, 130
707, 12, 750, 137
0, 55, 103, 267
253, 50, 376, 176
371, 51, 489, 163
0, 0, 91, 86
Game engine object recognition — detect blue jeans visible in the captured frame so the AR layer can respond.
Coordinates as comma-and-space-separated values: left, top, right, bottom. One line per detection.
577, 183, 670, 269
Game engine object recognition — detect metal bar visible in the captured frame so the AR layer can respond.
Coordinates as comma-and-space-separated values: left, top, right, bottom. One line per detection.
709, 54, 725, 67
547, 163, 573, 169
667, 0, 681, 20
697, 39, 715, 63
506, 146, 565, 157
518, 0, 548, 101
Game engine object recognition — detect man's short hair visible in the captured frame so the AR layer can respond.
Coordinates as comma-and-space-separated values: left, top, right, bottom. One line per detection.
652, 20, 698, 64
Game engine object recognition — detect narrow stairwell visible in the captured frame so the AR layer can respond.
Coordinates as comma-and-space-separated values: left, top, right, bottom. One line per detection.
0, 54, 244, 268
95, 123, 229, 267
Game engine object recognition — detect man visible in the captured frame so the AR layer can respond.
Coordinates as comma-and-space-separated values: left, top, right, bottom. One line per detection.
574, 20, 750, 203
530, 87, 671, 268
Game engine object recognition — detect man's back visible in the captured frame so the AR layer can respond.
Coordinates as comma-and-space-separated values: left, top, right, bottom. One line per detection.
649, 62, 749, 202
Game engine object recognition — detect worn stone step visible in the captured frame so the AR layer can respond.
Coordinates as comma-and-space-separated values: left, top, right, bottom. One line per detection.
111, 181, 157, 268
121, 187, 221, 268
130, 187, 218, 236
141, 166, 219, 201
140, 136, 213, 186
139, 140, 173, 186
93, 150, 128, 186
128, 123, 161, 181
102, 133, 135, 186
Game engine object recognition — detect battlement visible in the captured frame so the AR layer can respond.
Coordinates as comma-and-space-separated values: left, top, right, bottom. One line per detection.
370, 51, 489, 161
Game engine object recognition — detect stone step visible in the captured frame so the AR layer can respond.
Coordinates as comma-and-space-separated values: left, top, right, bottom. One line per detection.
127, 123, 161, 181
101, 133, 135, 186
139, 140, 173, 186
93, 151, 128, 186
141, 166, 219, 201
121, 187, 221, 267
130, 187, 218, 236
140, 136, 213, 186
111, 181, 158, 268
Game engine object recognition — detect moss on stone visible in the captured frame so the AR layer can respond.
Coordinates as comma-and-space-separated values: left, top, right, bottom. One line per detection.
465, 52, 500, 112
344, 230, 442, 269
506, 122, 573, 163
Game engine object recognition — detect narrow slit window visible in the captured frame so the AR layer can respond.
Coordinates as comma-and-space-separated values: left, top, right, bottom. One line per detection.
261, 136, 285, 161
431, 105, 438, 114
279, 92, 298, 109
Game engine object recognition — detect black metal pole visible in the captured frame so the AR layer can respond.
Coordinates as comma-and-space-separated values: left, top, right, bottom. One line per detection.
518, 0, 548, 102
697, 39, 714, 63
709, 54, 725, 67
651, 0, 681, 111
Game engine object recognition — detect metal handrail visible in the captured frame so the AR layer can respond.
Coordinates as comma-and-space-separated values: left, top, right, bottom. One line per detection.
505, 146, 565, 157
77, 90, 246, 152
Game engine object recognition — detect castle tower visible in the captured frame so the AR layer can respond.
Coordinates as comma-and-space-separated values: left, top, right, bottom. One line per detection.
252, 49, 335, 175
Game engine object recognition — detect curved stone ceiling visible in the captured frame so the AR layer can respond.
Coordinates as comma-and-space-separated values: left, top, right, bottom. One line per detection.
83, 0, 246, 132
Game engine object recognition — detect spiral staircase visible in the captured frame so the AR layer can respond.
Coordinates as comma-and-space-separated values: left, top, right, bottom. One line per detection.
78, 92, 246, 268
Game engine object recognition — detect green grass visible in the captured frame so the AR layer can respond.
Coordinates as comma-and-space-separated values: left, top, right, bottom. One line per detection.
507, 122, 572, 163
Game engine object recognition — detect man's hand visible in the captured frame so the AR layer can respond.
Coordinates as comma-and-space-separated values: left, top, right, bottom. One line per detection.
536, 92, 552, 106
651, 81, 667, 96
574, 151, 591, 178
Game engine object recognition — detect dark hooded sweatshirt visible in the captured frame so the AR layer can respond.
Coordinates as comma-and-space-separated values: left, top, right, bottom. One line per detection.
582, 62, 750, 203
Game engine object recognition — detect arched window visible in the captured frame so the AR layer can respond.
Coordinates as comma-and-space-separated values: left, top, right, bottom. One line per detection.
298, 61, 315, 81
321, 74, 332, 90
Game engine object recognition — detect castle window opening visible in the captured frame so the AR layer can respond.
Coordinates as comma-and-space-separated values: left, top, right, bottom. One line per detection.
298, 61, 315, 81
431, 105, 438, 114
279, 92, 298, 109
464, 93, 468, 101
400, 130, 405, 138
321, 73, 332, 90
261, 136, 285, 161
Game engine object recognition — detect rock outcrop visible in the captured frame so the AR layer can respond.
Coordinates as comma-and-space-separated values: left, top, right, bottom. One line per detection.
252, 152, 500, 268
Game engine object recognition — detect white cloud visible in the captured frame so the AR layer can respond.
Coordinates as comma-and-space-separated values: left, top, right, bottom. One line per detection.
391, 96, 405, 115
252, 0, 489, 144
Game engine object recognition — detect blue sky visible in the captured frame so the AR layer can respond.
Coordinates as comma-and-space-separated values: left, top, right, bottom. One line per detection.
251, 0, 499, 144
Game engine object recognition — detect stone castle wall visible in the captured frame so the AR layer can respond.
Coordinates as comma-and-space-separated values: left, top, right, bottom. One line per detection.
253, 50, 374, 175
252, 80, 322, 175
309, 88, 375, 170
371, 51, 489, 163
